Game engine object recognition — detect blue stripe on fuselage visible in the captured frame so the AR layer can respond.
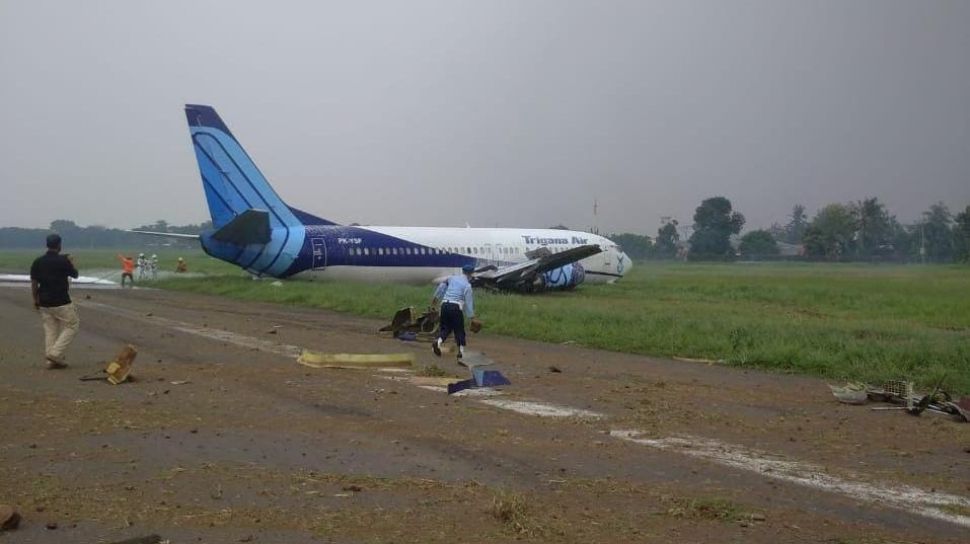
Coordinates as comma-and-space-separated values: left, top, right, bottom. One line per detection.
281, 226, 511, 277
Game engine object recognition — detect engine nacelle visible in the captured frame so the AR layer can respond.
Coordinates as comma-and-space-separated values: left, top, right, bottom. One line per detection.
527, 262, 586, 293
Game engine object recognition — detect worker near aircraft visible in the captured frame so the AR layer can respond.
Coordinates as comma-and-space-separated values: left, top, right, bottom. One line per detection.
117, 254, 135, 287
431, 264, 477, 365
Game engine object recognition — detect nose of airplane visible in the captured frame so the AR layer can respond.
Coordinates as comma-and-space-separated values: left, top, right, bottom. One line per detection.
619, 252, 632, 276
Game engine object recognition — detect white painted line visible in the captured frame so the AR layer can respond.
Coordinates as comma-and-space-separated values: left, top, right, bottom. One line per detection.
170, 325, 302, 357
80, 300, 303, 357
610, 430, 970, 528
482, 399, 604, 419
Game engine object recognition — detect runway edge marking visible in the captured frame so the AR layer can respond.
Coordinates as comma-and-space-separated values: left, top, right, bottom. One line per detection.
81, 300, 303, 357
610, 430, 970, 528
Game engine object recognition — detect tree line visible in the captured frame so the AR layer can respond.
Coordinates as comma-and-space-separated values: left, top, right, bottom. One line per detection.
608, 197, 970, 263
0, 220, 208, 249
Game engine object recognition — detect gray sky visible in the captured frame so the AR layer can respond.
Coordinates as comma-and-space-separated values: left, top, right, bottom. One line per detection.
2, 0, 968, 235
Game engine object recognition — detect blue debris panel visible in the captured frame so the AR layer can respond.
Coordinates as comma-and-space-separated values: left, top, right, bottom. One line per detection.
447, 351, 511, 394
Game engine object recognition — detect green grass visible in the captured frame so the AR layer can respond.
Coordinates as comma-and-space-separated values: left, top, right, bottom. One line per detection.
4, 249, 969, 392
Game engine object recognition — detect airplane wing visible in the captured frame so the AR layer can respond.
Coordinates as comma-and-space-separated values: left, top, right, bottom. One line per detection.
472, 244, 602, 292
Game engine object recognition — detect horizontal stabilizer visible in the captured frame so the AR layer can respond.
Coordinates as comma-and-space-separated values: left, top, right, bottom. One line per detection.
212, 209, 271, 245
127, 230, 200, 240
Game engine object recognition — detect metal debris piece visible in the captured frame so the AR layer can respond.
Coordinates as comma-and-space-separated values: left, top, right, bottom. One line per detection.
828, 383, 869, 405
297, 350, 415, 369
379, 306, 439, 340
841, 379, 967, 423
447, 351, 511, 394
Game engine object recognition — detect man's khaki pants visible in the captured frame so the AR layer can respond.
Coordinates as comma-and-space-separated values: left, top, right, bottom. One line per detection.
39, 302, 79, 363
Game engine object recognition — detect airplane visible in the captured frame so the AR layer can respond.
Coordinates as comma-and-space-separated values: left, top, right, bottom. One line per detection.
132, 105, 631, 293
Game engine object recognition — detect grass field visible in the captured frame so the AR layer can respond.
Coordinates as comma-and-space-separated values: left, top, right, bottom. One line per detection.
3, 249, 968, 392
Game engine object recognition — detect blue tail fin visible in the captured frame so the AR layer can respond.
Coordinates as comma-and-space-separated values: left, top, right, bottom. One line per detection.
184, 104, 337, 229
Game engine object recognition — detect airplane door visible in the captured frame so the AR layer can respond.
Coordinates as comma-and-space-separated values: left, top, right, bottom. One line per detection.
311, 238, 327, 270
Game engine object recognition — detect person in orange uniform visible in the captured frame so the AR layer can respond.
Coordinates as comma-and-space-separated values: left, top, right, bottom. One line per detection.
175, 257, 187, 273
117, 254, 135, 288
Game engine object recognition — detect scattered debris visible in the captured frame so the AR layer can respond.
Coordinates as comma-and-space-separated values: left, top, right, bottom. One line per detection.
78, 345, 138, 384
266, 325, 281, 335
169, 380, 190, 386
448, 368, 511, 394
447, 351, 512, 394
548, 365, 562, 373
297, 350, 414, 369
107, 345, 138, 384
342, 485, 363, 492
45, 522, 58, 530
379, 306, 439, 340
828, 383, 868, 405
830, 380, 968, 423
0, 505, 20, 531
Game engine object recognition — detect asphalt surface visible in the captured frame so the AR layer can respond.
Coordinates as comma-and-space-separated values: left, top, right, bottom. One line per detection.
0, 283, 967, 543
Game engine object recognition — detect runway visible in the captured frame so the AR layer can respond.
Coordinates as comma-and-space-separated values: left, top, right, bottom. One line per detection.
0, 284, 967, 543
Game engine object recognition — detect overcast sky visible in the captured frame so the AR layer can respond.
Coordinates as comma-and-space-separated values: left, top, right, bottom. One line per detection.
2, 0, 968, 235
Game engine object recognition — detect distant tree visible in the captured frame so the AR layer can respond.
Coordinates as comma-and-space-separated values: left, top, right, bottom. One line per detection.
784, 204, 808, 244
851, 197, 893, 258
610, 233, 652, 261
687, 197, 745, 260
917, 202, 954, 262
739, 230, 780, 258
803, 203, 857, 260
49, 219, 79, 233
548, 224, 570, 230
953, 205, 970, 263
1, 219, 207, 249
654, 220, 679, 259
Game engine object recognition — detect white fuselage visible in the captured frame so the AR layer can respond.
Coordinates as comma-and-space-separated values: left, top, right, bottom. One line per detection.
292, 226, 631, 285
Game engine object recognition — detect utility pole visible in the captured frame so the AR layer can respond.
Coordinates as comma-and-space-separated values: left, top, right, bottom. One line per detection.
920, 223, 926, 264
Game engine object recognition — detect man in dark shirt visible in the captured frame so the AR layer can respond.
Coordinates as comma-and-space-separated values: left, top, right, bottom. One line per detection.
30, 234, 80, 369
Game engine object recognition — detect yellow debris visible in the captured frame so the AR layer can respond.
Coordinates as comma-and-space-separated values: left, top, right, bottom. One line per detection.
297, 350, 414, 369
